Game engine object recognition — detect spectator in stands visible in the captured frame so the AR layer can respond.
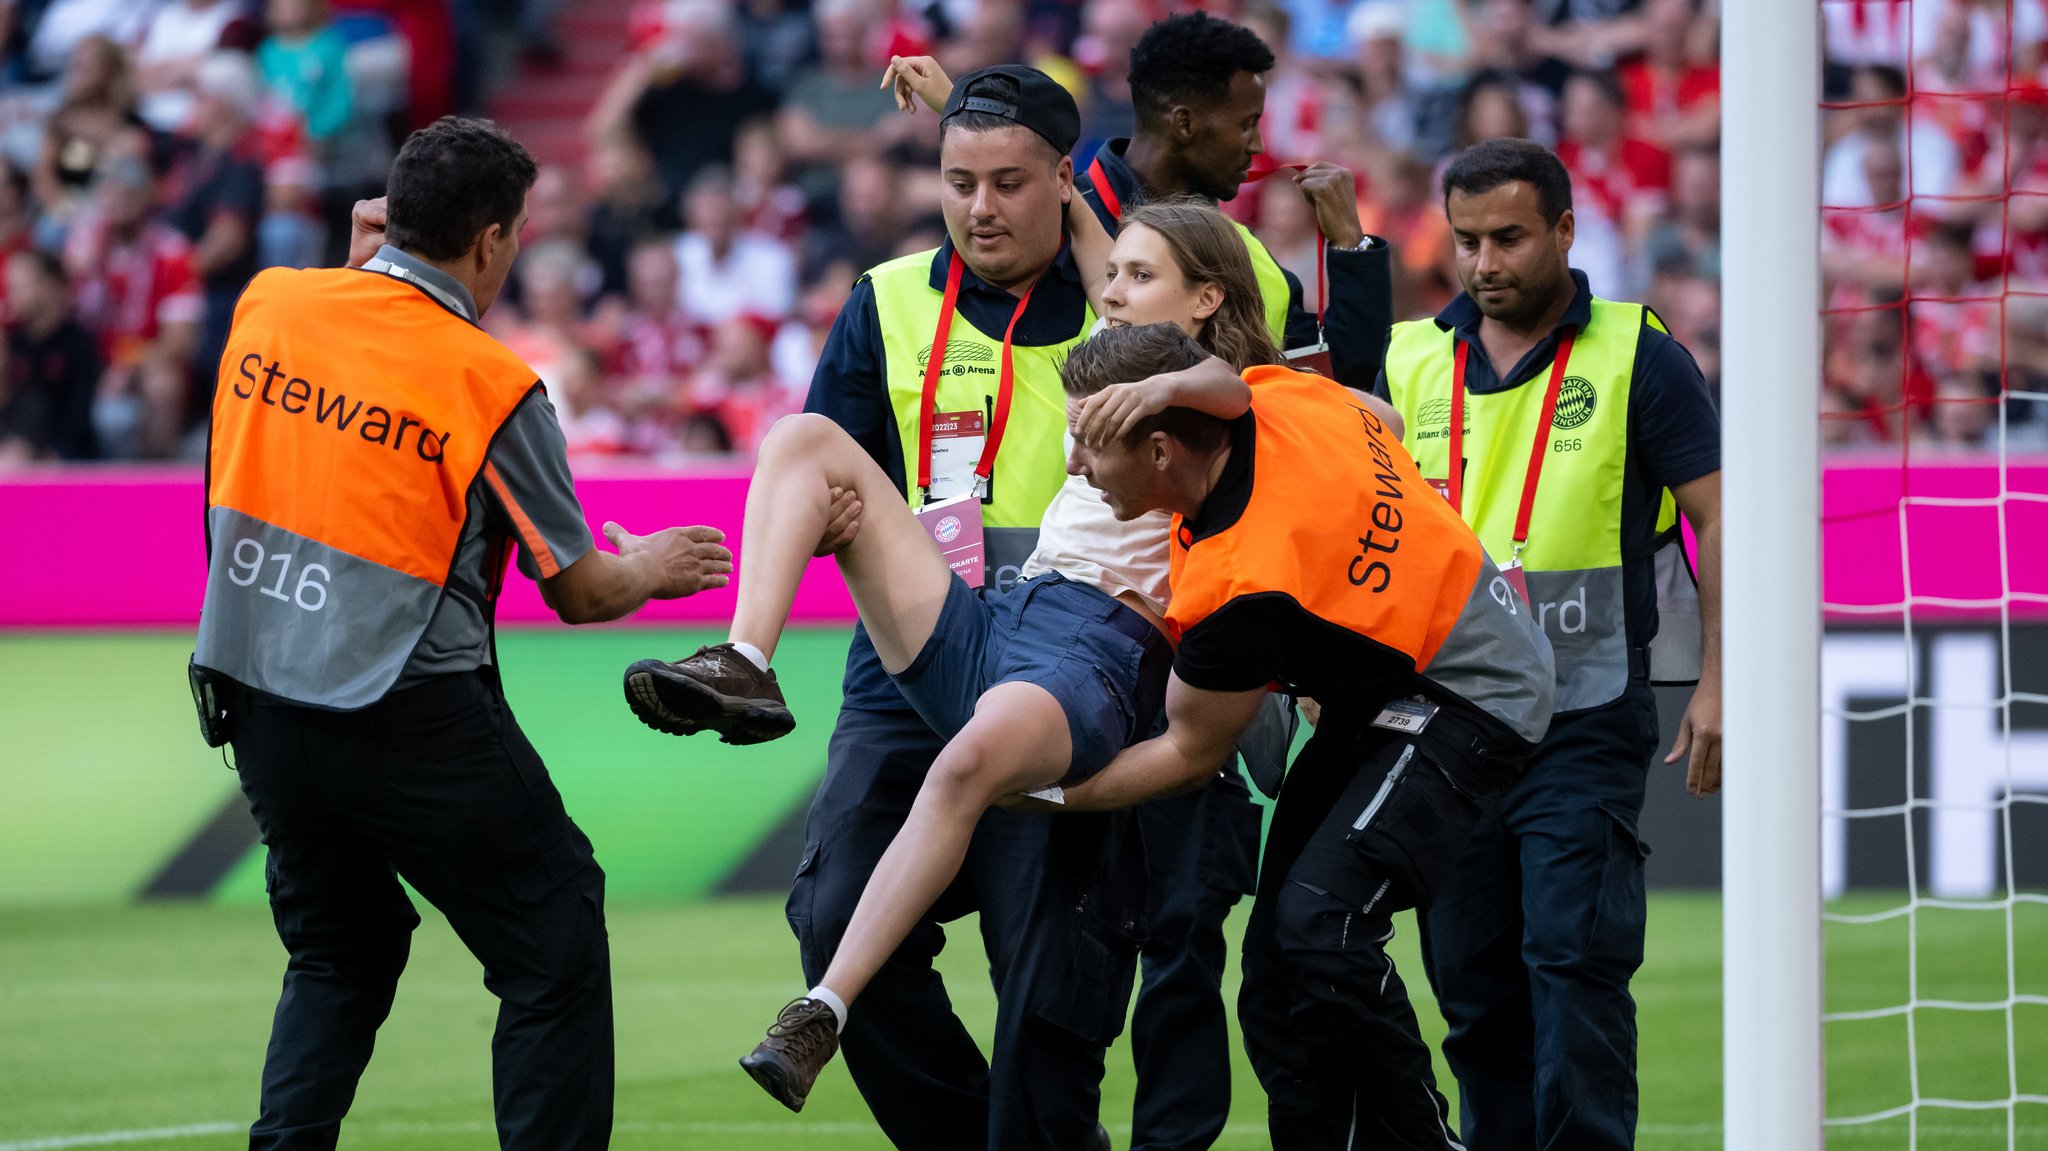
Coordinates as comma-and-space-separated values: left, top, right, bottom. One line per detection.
32, 33, 147, 246
63, 144, 202, 459
938, 0, 1027, 78
1453, 69, 1535, 153
801, 153, 902, 284
686, 312, 797, 458
1618, 0, 1719, 150
516, 165, 603, 306
612, 234, 706, 444
1273, 0, 1368, 61
135, 0, 260, 132
584, 132, 678, 299
1823, 134, 1913, 303
1347, 2, 1420, 152
1824, 287, 1931, 444
772, 257, 856, 391
1465, 0, 1567, 144
735, 0, 818, 92
1639, 143, 1718, 283
777, 0, 901, 205
1909, 221, 1999, 412
256, 0, 350, 149
1528, 0, 1655, 69
1069, 0, 1145, 157
1823, 64, 1961, 208
1555, 68, 1667, 294
592, 0, 779, 203
1, 248, 100, 462
164, 51, 265, 407
1358, 148, 1457, 316
1256, 170, 1324, 314
1651, 262, 1719, 401
731, 116, 807, 242
675, 165, 796, 327
494, 237, 600, 392
553, 344, 632, 461
19, 0, 157, 83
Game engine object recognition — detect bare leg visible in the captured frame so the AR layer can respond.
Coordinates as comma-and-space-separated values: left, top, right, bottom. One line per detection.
816, 681, 1073, 1006
731, 413, 954, 671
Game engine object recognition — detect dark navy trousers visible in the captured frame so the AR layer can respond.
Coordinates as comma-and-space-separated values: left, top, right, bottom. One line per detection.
232, 671, 613, 1151
787, 700, 1145, 1151
1127, 767, 1262, 1151
1419, 680, 1660, 1151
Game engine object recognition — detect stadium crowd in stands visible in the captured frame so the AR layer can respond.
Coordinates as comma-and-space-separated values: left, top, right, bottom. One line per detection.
0, 0, 2037, 465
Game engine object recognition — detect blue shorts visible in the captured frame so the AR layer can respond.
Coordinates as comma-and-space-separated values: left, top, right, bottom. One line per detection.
892, 572, 1173, 785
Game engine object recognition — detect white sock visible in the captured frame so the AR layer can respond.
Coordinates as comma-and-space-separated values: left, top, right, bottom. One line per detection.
731, 641, 770, 671
806, 985, 848, 1033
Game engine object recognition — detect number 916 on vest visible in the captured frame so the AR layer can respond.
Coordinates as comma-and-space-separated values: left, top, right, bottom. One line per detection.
225, 537, 332, 612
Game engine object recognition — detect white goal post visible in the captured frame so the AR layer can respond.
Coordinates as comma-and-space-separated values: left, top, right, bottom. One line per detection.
1720, 1, 1824, 1149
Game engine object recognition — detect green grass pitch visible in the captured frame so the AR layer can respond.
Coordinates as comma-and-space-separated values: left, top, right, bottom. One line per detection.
2, 894, 2045, 1149
1, 630, 2045, 1147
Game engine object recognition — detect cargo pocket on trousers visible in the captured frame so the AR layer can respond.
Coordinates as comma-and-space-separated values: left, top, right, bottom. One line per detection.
508, 835, 592, 904
1342, 747, 1479, 909
1586, 803, 1651, 969
785, 840, 820, 935
1031, 912, 1140, 1046
1201, 784, 1264, 899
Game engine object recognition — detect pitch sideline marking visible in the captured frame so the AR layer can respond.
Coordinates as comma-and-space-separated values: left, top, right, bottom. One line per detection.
7, 1118, 2044, 1147
0, 1124, 241, 1151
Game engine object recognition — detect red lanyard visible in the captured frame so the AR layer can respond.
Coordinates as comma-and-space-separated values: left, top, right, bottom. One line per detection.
915, 249, 1046, 500
1086, 153, 1327, 334
1449, 330, 1577, 559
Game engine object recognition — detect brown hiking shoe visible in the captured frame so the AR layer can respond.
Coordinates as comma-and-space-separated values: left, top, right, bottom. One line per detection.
739, 996, 840, 1112
622, 644, 794, 745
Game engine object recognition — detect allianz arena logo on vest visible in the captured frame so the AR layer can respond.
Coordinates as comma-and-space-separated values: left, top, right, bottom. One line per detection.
1412, 397, 1467, 442
918, 340, 999, 377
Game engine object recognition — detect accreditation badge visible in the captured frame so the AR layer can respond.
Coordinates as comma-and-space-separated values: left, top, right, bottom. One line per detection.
915, 492, 986, 589
926, 409, 988, 502
1283, 340, 1333, 377
1498, 557, 1531, 608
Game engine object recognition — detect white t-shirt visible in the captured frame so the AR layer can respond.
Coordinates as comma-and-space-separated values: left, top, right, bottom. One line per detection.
1018, 317, 1177, 614
676, 231, 797, 325
1019, 432, 1174, 617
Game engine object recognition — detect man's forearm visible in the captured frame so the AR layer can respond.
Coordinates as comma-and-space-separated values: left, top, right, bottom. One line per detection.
1695, 511, 1721, 684
543, 549, 657, 624
1062, 733, 1222, 811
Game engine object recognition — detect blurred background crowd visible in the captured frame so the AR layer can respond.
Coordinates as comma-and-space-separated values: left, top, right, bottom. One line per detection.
0, 0, 2038, 467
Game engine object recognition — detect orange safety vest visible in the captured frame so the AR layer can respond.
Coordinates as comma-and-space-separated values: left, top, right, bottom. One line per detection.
194, 266, 540, 709
1165, 366, 1555, 742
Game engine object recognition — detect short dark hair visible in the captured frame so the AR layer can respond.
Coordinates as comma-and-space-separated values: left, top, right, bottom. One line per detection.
385, 117, 538, 261
1060, 323, 1231, 452
939, 73, 1062, 164
1441, 137, 1574, 225
1129, 12, 1276, 131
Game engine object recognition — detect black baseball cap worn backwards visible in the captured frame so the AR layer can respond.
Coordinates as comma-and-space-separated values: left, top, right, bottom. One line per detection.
941, 65, 1081, 156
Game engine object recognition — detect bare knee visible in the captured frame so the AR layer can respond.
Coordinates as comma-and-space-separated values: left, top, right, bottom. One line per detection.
761, 412, 850, 464
921, 738, 1014, 811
